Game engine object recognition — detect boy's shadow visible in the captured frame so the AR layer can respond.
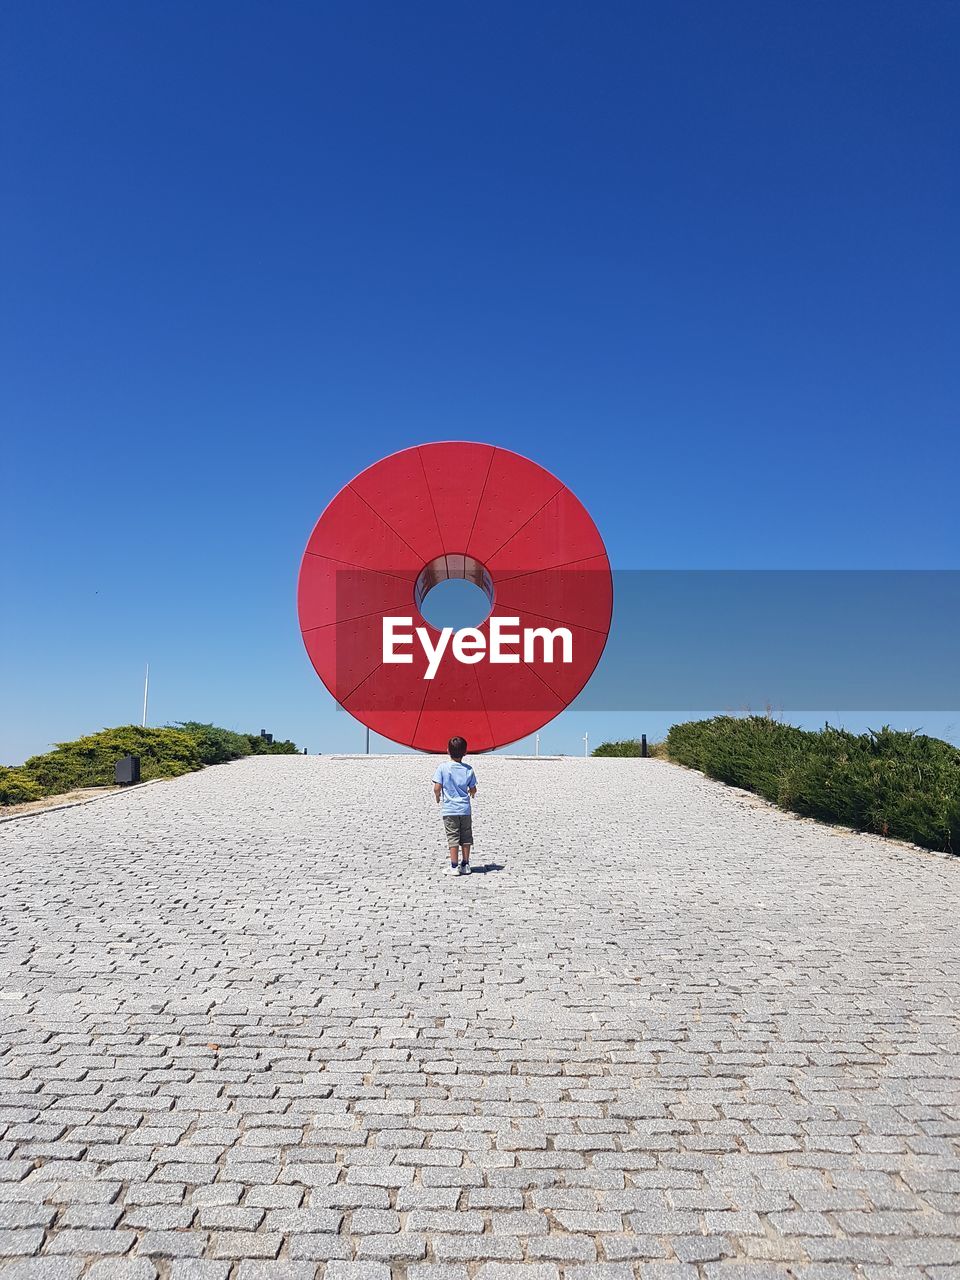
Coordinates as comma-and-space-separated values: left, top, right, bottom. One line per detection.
469, 861, 505, 874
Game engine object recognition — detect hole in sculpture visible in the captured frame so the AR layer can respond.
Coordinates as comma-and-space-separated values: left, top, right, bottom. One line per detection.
415, 555, 495, 631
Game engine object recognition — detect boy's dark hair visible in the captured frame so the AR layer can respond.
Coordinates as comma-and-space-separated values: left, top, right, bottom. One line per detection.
448, 736, 467, 761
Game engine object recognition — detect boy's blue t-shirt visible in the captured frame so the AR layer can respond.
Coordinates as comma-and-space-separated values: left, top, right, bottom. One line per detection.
433, 760, 478, 815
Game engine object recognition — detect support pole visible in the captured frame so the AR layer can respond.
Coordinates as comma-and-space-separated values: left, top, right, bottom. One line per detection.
142, 663, 149, 727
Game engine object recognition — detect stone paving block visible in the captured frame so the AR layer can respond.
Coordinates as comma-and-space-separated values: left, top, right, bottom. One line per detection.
210, 1230, 283, 1259
356, 1232, 427, 1260
672, 1236, 735, 1264
197, 1206, 265, 1230
85, 1261, 159, 1280
527, 1235, 598, 1262
422, 1167, 483, 1188
703, 1210, 766, 1235
796, 1268, 859, 1280
551, 1210, 622, 1232
407, 1267, 469, 1280
600, 1236, 669, 1261
235, 1265, 318, 1280
858, 1269, 930, 1279
344, 1166, 413, 1187
702, 1267, 794, 1280
766, 1209, 835, 1236
881, 1238, 960, 1266
136, 1230, 209, 1258
563, 1267, 635, 1280
166, 1265, 231, 1280
46, 1230, 134, 1255
310, 1186, 391, 1210
469, 1188, 525, 1209
490, 1210, 549, 1235
0, 1203, 56, 1228
121, 1206, 194, 1230
323, 1265, 391, 1280
262, 1208, 342, 1233
349, 1209, 400, 1233
395, 1186, 462, 1211
1, 1263, 85, 1280
51, 1181, 121, 1205
245, 1185, 304, 1208
126, 1183, 186, 1206
434, 1233, 525, 1261
287, 1235, 353, 1261
473, 1267, 560, 1280
191, 1185, 245, 1207
405, 1209, 484, 1234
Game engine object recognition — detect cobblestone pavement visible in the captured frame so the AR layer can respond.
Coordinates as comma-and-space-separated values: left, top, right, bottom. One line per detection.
1, 754, 958, 1280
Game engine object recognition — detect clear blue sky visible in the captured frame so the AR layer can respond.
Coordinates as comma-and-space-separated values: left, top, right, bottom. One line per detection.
3, 1, 958, 763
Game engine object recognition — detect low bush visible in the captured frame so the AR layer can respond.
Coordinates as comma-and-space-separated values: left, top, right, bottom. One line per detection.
20, 726, 203, 796
666, 715, 808, 801
0, 767, 44, 805
175, 722, 253, 765
171, 723, 298, 761
666, 715, 960, 854
779, 725, 960, 852
246, 734, 299, 755
3, 721, 301, 805
592, 739, 660, 757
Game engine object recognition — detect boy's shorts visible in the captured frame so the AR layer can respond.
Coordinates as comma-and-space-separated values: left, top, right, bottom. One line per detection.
443, 814, 473, 847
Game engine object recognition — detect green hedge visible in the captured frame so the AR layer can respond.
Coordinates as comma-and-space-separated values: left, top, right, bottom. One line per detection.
0, 768, 44, 805
2, 721, 301, 805
592, 739, 660, 757
18, 726, 203, 797
666, 716, 960, 854
174, 722, 254, 764
245, 734, 299, 756
172, 723, 299, 760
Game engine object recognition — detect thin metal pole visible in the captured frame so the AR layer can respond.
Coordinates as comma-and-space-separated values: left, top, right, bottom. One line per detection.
583, 731, 589, 758
365, 724, 370, 755
535, 733, 540, 758
142, 663, 149, 727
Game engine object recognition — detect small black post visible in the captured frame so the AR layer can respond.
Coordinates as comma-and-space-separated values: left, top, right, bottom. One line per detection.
641, 734, 648, 758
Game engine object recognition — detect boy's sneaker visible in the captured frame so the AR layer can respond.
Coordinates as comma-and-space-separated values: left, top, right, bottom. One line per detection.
461, 862, 472, 875
445, 862, 461, 876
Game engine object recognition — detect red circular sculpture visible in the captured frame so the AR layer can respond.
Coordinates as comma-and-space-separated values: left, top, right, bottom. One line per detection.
297, 443, 612, 752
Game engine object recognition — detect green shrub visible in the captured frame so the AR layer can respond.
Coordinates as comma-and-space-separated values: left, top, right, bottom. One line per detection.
2, 721, 303, 805
666, 716, 960, 854
246, 734, 299, 755
779, 726, 960, 852
20, 726, 203, 796
667, 715, 808, 801
592, 739, 649, 757
174, 722, 253, 765
0, 767, 43, 805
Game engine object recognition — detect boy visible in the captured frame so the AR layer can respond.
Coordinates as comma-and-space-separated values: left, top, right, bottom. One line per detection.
433, 736, 477, 876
